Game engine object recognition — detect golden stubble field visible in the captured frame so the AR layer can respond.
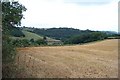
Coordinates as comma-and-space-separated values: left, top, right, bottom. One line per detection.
16, 39, 119, 78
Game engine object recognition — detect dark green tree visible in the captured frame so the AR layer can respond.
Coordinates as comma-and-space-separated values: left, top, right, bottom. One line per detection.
2, 2, 26, 34
36, 39, 47, 45
2, 1, 26, 62
30, 38, 34, 43
43, 36, 47, 40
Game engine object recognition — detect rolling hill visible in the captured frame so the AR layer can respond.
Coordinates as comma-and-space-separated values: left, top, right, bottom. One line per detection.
11, 29, 58, 43
22, 30, 43, 40
23, 27, 118, 42
11, 30, 43, 41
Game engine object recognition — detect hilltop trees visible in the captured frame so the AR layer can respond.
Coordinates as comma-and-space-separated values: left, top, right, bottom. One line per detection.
30, 27, 111, 44
33, 28, 82, 40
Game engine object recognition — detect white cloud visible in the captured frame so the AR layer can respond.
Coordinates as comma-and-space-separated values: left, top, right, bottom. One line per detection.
19, 0, 118, 32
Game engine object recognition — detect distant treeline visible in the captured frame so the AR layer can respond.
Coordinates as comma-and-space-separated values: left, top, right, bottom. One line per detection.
10, 27, 120, 45
19, 27, 119, 44
64, 32, 107, 44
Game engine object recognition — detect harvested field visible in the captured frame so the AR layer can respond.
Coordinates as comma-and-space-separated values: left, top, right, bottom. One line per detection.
16, 39, 118, 78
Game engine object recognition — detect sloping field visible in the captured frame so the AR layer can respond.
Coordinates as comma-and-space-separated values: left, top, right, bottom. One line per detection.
11, 30, 43, 40
16, 39, 118, 78
11, 30, 57, 41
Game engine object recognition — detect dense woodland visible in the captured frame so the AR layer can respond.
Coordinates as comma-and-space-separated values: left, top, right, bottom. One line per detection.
20, 27, 119, 44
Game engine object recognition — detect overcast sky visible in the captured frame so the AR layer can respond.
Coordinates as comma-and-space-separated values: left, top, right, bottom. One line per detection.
19, 0, 119, 32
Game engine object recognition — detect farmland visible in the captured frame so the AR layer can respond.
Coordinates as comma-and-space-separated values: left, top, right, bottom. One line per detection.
2, 1, 119, 78
16, 39, 118, 78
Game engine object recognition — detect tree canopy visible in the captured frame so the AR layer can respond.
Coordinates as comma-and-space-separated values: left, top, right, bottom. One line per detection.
2, 1, 26, 35
2, 1, 26, 62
